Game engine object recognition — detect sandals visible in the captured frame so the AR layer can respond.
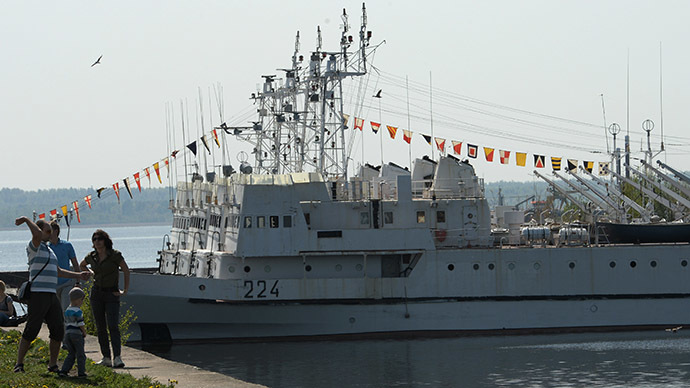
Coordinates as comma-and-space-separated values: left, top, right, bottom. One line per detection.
48, 364, 60, 373
13, 364, 24, 373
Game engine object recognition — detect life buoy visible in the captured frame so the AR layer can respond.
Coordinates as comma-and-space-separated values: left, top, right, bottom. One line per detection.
434, 229, 447, 242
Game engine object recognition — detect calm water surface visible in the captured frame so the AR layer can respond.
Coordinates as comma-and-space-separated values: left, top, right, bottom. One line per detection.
146, 331, 690, 388
0, 224, 169, 270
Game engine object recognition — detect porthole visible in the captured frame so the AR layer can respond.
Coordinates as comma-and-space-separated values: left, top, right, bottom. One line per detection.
508, 263, 515, 270
569, 262, 575, 269
228, 266, 235, 273
356, 264, 363, 271
630, 261, 637, 268
488, 263, 495, 270
473, 263, 480, 271
448, 264, 455, 271
533, 262, 541, 270
335, 264, 342, 272
682, 260, 688, 267
198, 284, 206, 291
244, 266, 251, 273
609, 261, 616, 268
264, 265, 271, 273
305, 264, 312, 272
650, 260, 657, 268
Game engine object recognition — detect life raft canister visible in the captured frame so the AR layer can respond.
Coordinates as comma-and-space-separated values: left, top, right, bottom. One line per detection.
434, 229, 447, 242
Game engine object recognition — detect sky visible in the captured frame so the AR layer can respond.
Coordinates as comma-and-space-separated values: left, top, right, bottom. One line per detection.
2, 0, 690, 191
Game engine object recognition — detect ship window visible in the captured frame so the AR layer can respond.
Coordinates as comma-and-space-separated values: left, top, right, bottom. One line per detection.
283, 215, 292, 228
384, 211, 394, 224
360, 212, 370, 225
257, 216, 266, 228
270, 216, 279, 228
304, 213, 311, 225
417, 211, 426, 224
243, 216, 252, 228
437, 211, 446, 223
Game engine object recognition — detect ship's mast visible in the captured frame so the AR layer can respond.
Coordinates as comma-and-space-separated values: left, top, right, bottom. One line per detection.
234, 3, 373, 180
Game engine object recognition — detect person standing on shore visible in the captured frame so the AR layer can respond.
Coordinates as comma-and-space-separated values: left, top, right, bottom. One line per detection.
79, 229, 130, 368
48, 221, 80, 311
13, 216, 91, 374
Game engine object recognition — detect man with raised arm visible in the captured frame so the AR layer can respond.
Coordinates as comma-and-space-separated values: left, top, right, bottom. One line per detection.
13, 216, 91, 374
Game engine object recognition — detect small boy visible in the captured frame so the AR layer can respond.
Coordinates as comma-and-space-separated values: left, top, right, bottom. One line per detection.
59, 287, 87, 377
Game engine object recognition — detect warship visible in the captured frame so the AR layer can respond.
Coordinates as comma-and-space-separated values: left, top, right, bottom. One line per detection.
122, 4, 690, 343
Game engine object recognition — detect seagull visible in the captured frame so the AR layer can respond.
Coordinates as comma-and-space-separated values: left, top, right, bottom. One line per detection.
373, 89, 382, 98
665, 326, 683, 333
91, 55, 103, 67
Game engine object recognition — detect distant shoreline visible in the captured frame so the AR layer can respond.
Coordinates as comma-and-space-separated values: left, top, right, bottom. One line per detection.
0, 221, 169, 232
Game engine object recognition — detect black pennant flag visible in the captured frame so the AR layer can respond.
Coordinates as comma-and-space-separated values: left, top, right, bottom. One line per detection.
187, 141, 197, 156
200, 135, 211, 154
96, 187, 106, 198
123, 178, 133, 199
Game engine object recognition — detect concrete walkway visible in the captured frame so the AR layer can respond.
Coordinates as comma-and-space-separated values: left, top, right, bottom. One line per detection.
7, 323, 266, 388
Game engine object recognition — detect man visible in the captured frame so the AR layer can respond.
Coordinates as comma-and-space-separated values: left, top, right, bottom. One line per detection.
48, 221, 80, 311
13, 216, 91, 374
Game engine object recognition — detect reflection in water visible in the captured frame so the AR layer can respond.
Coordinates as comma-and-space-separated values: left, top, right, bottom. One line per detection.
144, 331, 690, 388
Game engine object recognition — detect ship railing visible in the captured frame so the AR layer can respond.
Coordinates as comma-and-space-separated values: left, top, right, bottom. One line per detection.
339, 178, 485, 201
412, 178, 485, 199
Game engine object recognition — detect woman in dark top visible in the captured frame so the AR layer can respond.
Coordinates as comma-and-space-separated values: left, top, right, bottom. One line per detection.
79, 229, 130, 368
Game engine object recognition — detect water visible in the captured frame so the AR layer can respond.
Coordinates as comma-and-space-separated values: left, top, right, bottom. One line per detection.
147, 331, 690, 387
0, 224, 169, 271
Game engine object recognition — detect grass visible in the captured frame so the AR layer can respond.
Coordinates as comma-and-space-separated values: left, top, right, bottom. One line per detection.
0, 329, 177, 388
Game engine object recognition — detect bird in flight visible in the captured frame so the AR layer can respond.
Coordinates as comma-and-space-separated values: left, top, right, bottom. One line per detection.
91, 55, 103, 67
373, 89, 382, 98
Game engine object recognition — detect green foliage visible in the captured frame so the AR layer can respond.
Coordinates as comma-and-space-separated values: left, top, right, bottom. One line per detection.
0, 187, 173, 227
80, 281, 137, 345
1, 329, 176, 388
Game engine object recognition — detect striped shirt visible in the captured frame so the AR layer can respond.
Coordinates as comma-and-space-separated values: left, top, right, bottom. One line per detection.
64, 306, 85, 332
26, 241, 58, 293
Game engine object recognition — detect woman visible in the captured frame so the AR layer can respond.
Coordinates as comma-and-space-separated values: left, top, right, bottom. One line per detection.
79, 229, 130, 368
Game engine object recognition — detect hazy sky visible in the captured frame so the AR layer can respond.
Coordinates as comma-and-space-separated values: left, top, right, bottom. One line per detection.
2, 0, 689, 191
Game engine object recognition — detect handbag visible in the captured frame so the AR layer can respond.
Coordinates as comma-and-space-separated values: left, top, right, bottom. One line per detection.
17, 258, 50, 304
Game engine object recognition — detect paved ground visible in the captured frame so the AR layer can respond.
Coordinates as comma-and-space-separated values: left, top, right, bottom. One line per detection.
5, 323, 265, 388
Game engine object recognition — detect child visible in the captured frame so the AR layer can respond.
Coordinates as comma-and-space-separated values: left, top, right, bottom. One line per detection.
0, 280, 16, 326
59, 287, 87, 377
